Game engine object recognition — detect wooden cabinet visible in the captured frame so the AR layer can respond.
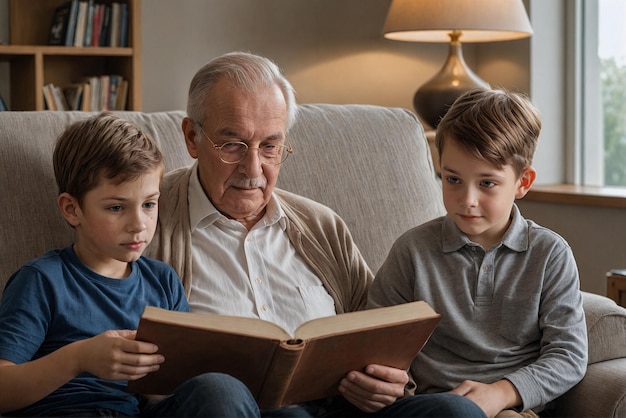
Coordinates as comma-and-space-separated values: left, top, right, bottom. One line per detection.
607, 271, 626, 308
0, 0, 141, 111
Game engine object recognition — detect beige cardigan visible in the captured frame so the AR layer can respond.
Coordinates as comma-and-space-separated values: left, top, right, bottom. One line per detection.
146, 165, 373, 314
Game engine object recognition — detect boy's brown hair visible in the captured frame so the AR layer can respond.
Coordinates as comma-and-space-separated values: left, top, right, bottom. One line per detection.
435, 88, 542, 176
53, 113, 163, 205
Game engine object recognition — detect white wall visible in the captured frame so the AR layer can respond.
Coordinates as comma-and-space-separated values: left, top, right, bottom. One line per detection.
142, 0, 499, 127
517, 200, 626, 296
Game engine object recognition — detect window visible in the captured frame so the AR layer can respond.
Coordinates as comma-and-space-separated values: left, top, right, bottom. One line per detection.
579, 0, 626, 187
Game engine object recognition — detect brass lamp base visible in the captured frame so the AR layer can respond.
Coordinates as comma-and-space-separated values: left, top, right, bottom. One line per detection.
414, 32, 490, 128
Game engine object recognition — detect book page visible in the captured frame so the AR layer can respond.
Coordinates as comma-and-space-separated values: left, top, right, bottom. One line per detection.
294, 300, 437, 340
140, 307, 292, 340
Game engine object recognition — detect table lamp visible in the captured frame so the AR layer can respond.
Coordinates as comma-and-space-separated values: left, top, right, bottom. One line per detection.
383, 0, 533, 128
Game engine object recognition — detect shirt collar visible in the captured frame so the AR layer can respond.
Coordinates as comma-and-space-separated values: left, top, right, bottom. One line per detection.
442, 203, 528, 253
188, 162, 287, 231
188, 162, 221, 231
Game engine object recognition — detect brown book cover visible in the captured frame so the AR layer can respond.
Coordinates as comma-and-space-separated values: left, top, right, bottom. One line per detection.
126, 301, 440, 409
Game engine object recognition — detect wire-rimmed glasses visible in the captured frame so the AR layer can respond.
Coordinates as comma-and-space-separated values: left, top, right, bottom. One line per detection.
197, 125, 293, 166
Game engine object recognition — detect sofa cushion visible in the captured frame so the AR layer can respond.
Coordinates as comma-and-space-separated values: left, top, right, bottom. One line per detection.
583, 292, 626, 364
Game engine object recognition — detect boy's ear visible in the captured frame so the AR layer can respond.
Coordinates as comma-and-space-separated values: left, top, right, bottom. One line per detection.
58, 192, 81, 227
516, 167, 537, 199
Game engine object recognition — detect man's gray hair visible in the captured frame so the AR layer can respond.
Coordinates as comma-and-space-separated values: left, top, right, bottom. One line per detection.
187, 51, 298, 131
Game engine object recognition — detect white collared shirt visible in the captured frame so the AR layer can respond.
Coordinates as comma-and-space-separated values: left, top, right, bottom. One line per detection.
187, 163, 336, 335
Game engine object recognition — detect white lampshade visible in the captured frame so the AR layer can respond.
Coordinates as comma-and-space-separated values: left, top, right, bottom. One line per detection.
383, 0, 533, 128
384, 0, 533, 43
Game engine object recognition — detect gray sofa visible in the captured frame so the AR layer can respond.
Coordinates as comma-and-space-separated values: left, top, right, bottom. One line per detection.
0, 106, 625, 417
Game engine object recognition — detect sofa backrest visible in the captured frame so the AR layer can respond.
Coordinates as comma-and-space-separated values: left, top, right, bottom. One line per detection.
0, 105, 444, 296
281, 104, 445, 271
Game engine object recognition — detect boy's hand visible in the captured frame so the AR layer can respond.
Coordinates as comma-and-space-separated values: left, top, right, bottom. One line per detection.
75, 330, 164, 381
449, 379, 522, 418
338, 364, 408, 413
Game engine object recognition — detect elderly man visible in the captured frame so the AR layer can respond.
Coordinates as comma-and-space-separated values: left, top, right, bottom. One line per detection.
147, 51, 485, 418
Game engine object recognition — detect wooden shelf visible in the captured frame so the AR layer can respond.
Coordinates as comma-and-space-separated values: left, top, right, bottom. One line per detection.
0, 0, 141, 111
525, 184, 626, 209
0, 45, 134, 56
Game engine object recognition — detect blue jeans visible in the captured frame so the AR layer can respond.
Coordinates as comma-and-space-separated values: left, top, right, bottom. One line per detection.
141, 373, 486, 418
300, 393, 487, 418
140, 372, 311, 417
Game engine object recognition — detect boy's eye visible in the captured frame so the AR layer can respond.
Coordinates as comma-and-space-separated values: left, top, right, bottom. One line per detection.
143, 202, 157, 209
109, 205, 123, 212
445, 176, 460, 184
480, 181, 496, 188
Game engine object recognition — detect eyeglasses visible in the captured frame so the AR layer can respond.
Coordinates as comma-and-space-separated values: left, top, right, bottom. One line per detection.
197, 125, 293, 166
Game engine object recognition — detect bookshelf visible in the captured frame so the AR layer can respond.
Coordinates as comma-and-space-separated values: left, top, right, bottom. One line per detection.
0, 0, 141, 111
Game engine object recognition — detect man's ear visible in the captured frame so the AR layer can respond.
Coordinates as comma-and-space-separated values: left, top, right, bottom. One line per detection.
516, 167, 537, 199
182, 117, 199, 159
58, 192, 81, 227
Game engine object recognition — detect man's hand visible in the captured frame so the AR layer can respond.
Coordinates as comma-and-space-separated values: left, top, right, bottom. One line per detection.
449, 379, 522, 418
74, 330, 164, 381
338, 364, 408, 413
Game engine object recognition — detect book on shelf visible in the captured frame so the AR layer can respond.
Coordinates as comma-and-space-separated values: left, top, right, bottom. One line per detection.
116, 78, 128, 110
120, 2, 129, 47
54, 0, 128, 48
48, 1, 72, 46
62, 83, 84, 110
0, 94, 7, 111
44, 75, 127, 112
109, 2, 121, 47
73, 1, 88, 47
43, 84, 57, 110
108, 74, 122, 109
83, 0, 96, 47
64, 0, 79, 46
98, 3, 112, 46
98, 75, 110, 111
126, 300, 441, 410
81, 81, 91, 111
90, 3, 104, 46
52, 85, 69, 110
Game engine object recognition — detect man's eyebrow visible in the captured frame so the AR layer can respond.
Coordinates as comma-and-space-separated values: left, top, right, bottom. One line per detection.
265, 133, 285, 141
217, 129, 285, 142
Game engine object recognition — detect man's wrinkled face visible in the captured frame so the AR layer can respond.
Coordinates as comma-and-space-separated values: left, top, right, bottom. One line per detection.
184, 80, 288, 228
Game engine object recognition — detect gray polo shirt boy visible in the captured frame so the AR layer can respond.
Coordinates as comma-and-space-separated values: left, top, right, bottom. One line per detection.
368, 204, 587, 412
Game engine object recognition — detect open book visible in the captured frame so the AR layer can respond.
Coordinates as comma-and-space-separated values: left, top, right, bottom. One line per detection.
126, 301, 440, 409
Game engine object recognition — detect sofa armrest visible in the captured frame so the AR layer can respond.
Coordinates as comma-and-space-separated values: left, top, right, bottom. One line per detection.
549, 293, 626, 417
550, 358, 626, 418
582, 291, 626, 364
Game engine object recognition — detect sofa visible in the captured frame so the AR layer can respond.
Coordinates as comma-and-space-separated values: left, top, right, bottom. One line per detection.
0, 106, 625, 417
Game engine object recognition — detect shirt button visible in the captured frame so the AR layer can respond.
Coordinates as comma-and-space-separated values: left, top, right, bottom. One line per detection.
256, 277, 262, 283
262, 304, 268, 311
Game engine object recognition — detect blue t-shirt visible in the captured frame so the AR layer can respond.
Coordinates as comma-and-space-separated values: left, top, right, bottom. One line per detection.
0, 246, 189, 416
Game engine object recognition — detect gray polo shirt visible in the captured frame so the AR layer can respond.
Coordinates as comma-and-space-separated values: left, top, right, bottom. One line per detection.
368, 205, 587, 412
